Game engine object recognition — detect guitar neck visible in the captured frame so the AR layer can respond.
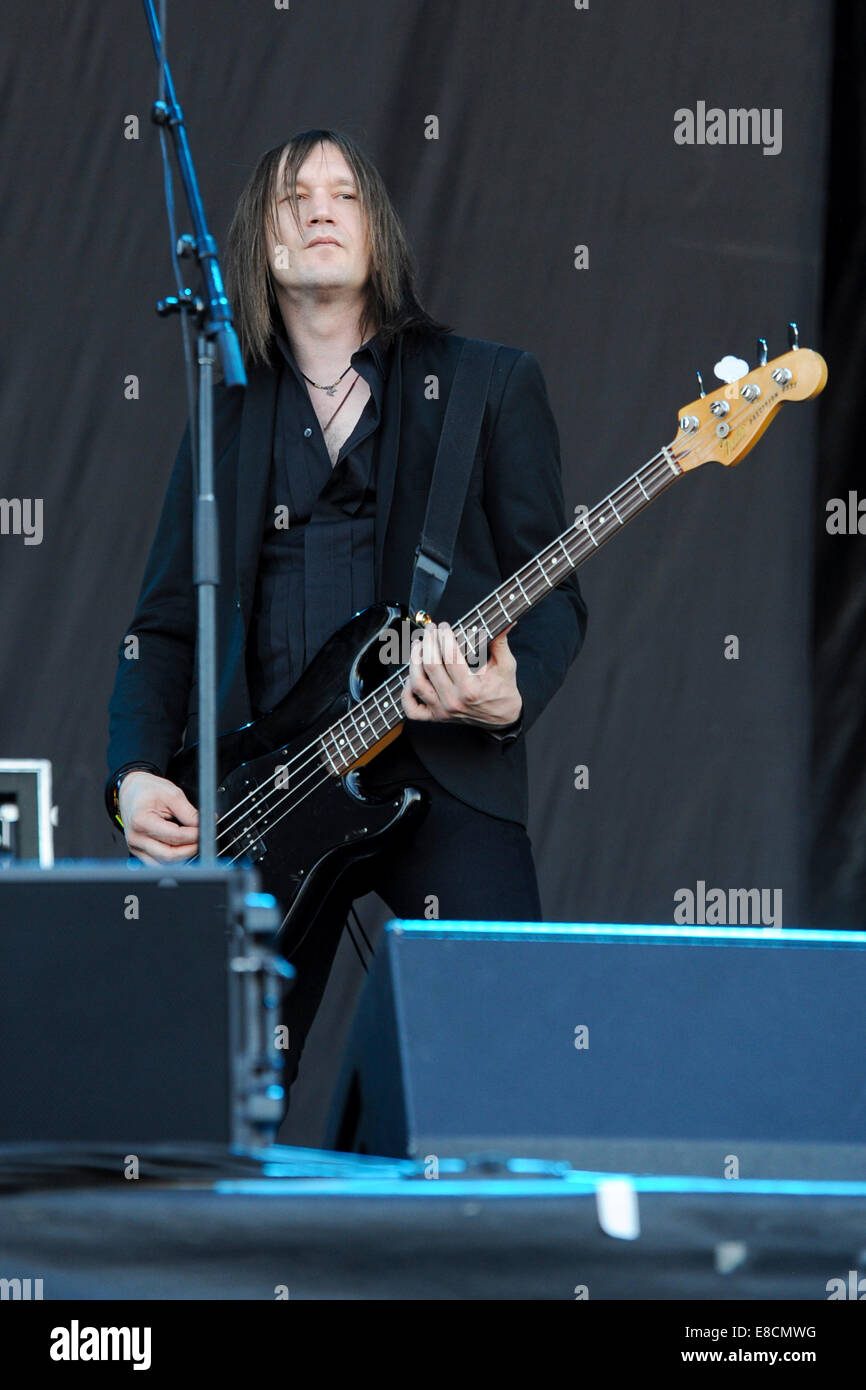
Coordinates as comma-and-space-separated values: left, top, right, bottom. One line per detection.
317, 442, 684, 775
455, 443, 683, 646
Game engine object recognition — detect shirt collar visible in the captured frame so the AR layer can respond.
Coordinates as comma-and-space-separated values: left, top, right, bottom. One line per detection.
273, 328, 392, 383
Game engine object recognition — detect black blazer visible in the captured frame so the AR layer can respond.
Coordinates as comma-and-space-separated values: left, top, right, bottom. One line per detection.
106, 331, 588, 827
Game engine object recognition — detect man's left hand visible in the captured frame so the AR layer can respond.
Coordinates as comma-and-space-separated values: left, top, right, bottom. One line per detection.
401, 622, 522, 729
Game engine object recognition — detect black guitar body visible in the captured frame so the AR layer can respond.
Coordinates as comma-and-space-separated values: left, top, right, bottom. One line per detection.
167, 602, 427, 956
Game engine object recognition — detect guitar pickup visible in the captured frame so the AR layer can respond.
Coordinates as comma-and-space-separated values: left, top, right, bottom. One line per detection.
237, 816, 267, 863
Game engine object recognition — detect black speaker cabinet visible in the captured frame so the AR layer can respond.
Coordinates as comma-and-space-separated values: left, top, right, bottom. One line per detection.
0, 863, 290, 1146
326, 921, 866, 1178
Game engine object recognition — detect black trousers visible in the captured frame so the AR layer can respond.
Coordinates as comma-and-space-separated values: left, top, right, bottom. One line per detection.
261, 733, 542, 1099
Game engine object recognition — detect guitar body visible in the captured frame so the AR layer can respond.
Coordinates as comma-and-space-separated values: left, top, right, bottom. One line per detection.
167, 602, 428, 956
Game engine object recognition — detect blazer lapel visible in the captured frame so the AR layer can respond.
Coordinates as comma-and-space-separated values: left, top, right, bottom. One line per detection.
235, 361, 279, 628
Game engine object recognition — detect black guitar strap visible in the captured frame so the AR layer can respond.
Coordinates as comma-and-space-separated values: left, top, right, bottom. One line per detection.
408, 338, 499, 623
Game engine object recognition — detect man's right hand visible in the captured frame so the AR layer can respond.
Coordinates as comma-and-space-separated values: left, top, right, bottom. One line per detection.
118, 771, 199, 865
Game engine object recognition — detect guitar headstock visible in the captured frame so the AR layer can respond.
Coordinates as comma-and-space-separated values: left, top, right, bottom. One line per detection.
673, 333, 827, 473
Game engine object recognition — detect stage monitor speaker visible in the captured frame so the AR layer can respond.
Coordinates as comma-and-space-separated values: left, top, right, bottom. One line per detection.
0, 863, 291, 1147
0, 758, 55, 865
326, 922, 866, 1179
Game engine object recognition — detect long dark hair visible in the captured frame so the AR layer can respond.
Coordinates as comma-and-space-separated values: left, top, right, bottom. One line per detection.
224, 129, 449, 367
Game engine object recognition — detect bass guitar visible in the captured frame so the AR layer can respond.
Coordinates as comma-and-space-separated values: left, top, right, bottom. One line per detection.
167, 333, 827, 952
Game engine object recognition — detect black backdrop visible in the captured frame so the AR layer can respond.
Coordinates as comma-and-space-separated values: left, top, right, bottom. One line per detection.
1, 1, 846, 1142
811, 0, 866, 931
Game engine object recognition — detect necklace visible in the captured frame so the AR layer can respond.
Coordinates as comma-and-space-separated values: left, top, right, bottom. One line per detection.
301, 361, 357, 397
322, 373, 360, 435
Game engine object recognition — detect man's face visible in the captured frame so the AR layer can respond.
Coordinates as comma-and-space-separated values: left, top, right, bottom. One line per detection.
266, 141, 371, 300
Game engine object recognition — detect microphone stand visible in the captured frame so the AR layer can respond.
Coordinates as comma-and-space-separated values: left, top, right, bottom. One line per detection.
140, 1, 247, 864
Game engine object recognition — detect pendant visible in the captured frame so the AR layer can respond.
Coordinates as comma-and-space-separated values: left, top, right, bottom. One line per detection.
325, 385, 338, 397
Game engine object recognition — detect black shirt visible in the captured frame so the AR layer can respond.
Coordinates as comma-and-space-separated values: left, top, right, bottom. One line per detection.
246, 330, 390, 716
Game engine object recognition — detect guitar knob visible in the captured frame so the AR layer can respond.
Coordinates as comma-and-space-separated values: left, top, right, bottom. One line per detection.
772, 366, 793, 385
788, 321, 800, 350
756, 337, 768, 366
710, 400, 730, 417
679, 415, 700, 433
740, 383, 761, 402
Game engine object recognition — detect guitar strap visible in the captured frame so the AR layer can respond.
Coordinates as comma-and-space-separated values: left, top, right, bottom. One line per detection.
408, 338, 499, 623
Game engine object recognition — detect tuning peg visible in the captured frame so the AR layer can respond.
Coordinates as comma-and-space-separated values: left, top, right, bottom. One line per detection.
788, 321, 799, 351
696, 369, 706, 399
756, 337, 768, 366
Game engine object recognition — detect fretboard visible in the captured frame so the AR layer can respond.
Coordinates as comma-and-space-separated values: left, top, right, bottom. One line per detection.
317, 443, 683, 775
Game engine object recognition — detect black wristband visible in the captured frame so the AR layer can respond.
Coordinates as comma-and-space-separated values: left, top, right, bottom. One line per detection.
105, 762, 161, 829
483, 707, 524, 744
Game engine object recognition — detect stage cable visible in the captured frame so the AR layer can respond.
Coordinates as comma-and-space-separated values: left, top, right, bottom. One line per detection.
345, 905, 374, 972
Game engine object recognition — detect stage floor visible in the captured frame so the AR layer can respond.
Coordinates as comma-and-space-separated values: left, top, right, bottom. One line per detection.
2, 1168, 865, 1300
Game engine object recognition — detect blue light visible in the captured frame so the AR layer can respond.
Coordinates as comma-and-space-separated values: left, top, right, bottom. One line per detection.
385, 921, 866, 948
212, 1176, 866, 1199
245, 891, 279, 910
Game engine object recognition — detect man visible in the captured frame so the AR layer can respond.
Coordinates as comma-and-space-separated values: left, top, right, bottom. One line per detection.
106, 129, 587, 1097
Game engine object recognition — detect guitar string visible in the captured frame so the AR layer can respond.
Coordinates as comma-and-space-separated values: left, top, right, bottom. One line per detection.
213, 440, 688, 847
213, 441, 692, 859
215, 445, 687, 859
214, 445, 689, 857
212, 444, 686, 855
220, 363, 788, 850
